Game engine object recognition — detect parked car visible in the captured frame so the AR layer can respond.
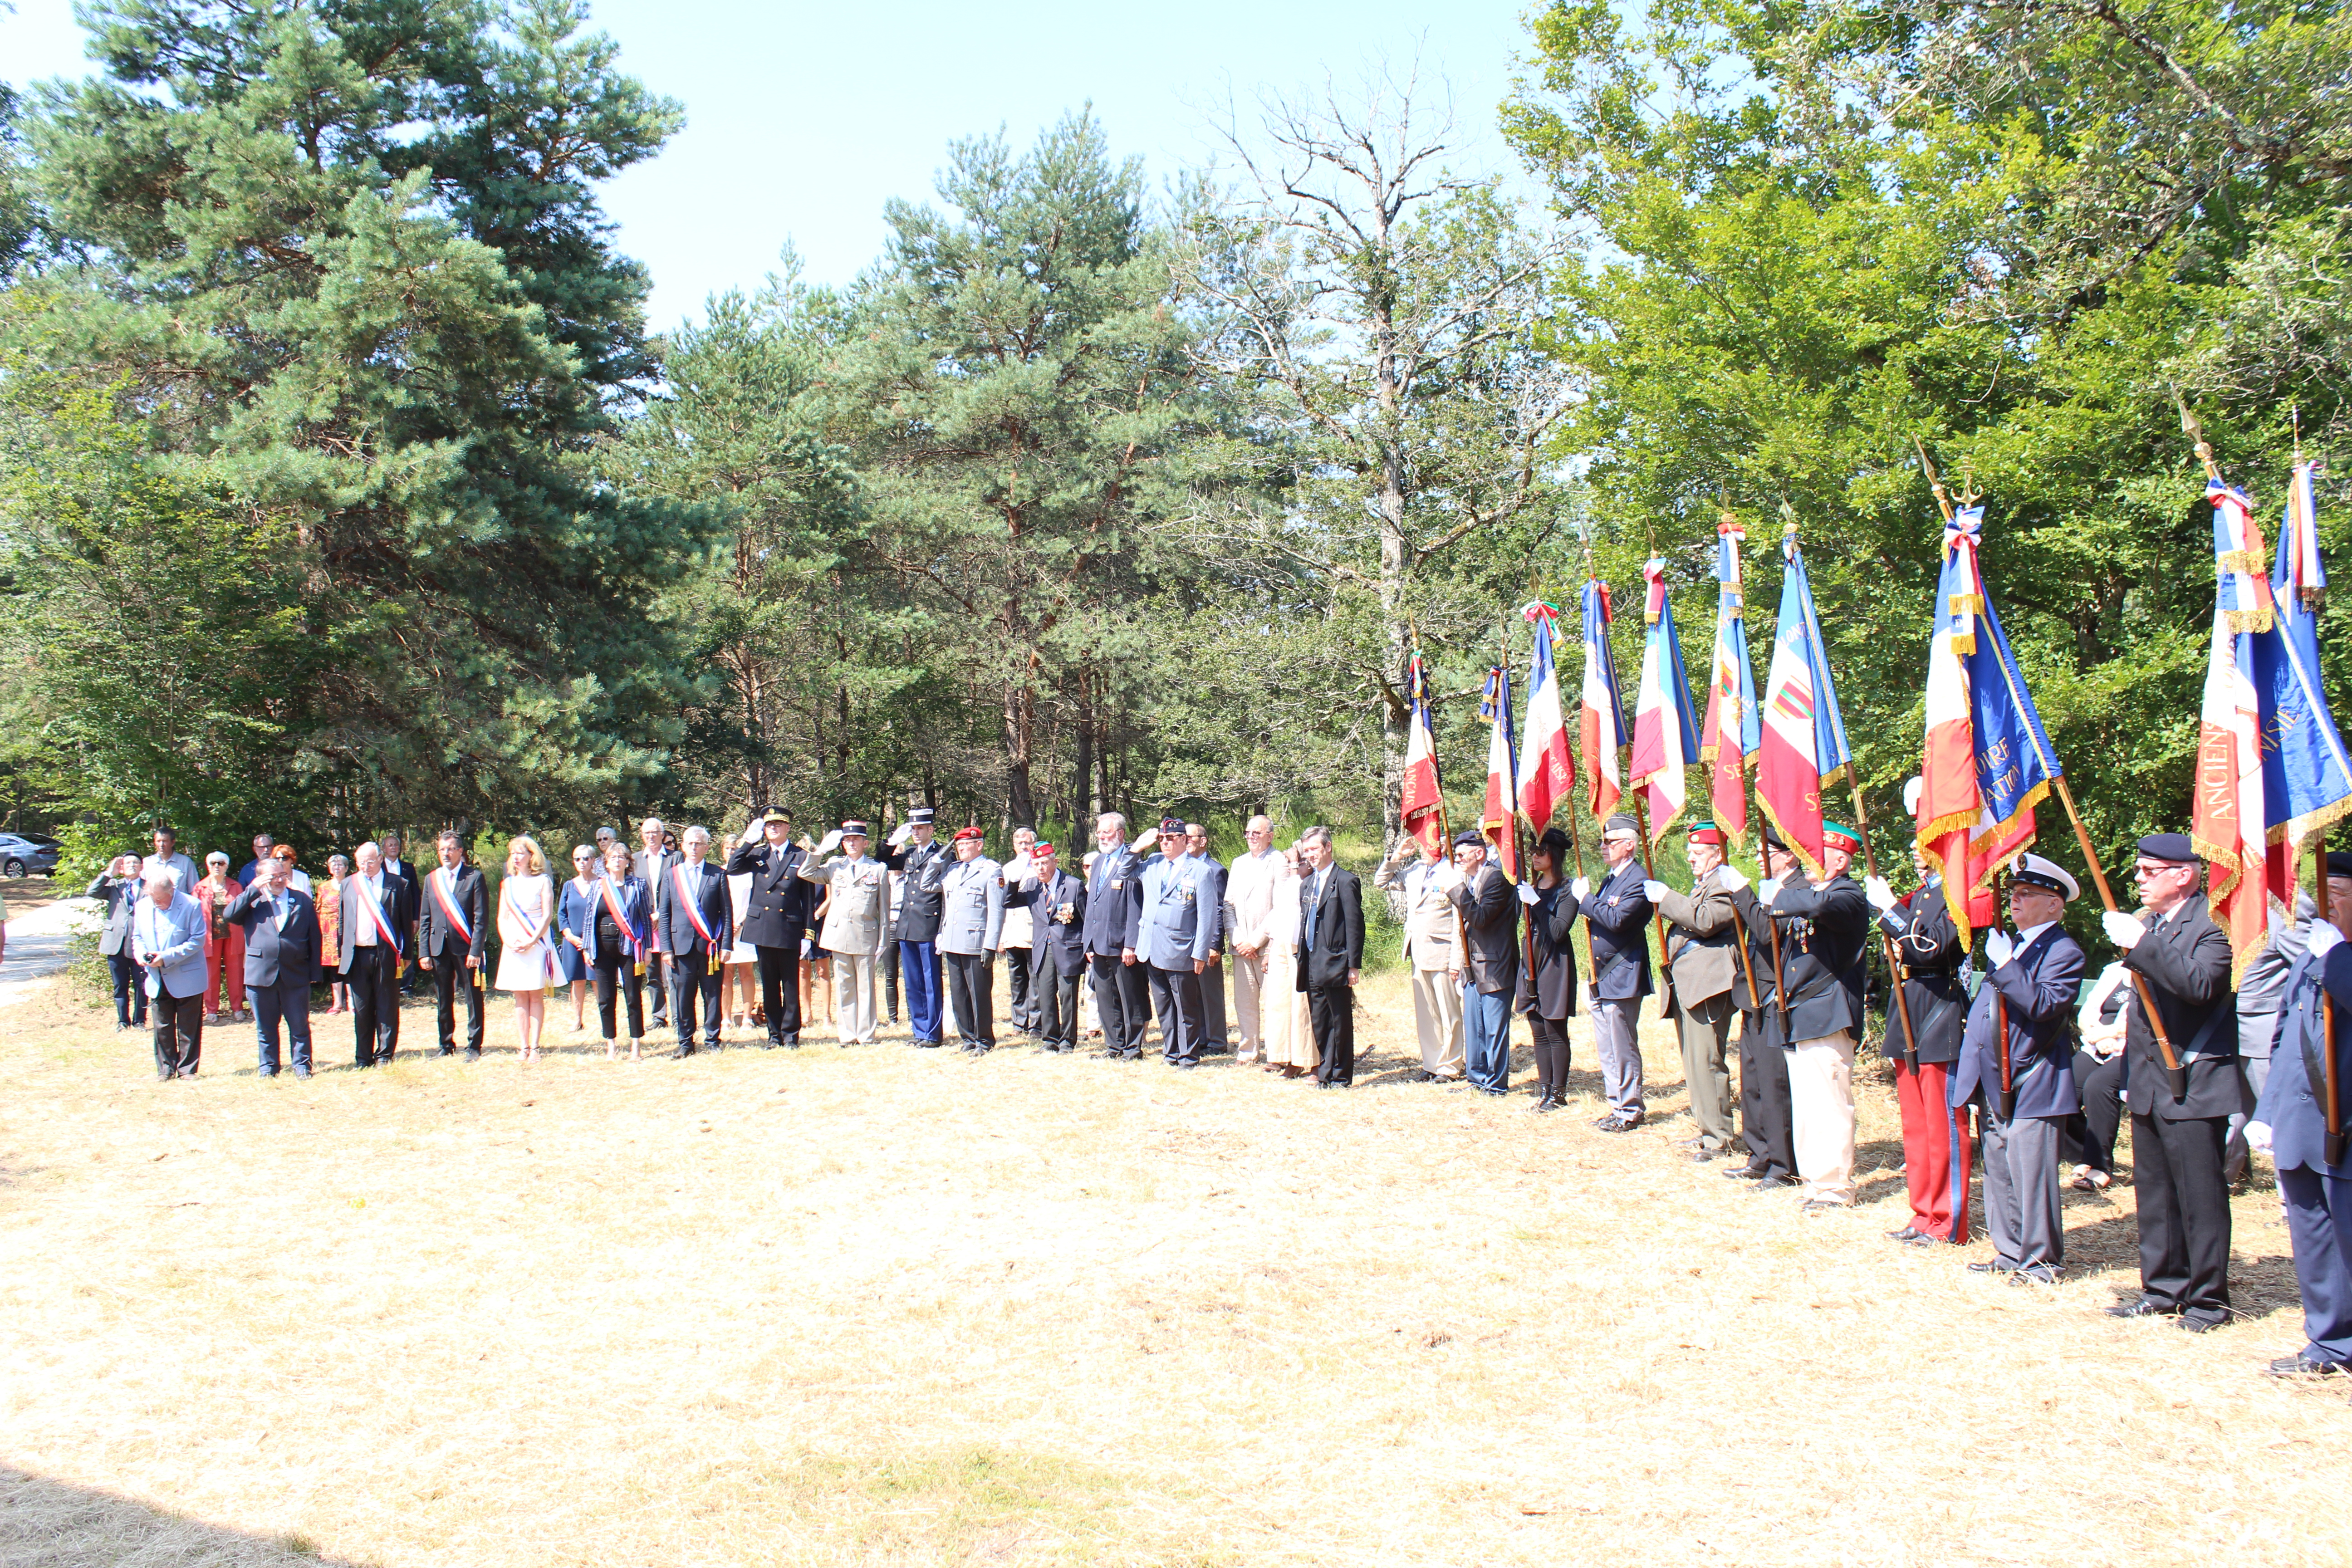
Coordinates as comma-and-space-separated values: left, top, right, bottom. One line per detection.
0, 833, 61, 878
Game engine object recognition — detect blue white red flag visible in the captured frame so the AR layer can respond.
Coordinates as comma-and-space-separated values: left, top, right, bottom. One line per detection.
1480, 666, 1521, 881
1756, 524, 1854, 877
1579, 578, 1626, 818
1516, 604, 1574, 833
1399, 650, 1448, 858
1629, 558, 1702, 837
1701, 520, 1761, 845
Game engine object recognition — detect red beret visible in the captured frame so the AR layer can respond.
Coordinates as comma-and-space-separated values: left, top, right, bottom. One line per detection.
952, 826, 986, 843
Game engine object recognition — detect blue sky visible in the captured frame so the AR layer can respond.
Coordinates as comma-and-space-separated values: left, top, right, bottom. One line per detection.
3, 0, 1548, 329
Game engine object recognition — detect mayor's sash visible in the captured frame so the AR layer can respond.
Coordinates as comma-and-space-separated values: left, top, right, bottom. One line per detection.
672, 862, 721, 975
428, 867, 475, 948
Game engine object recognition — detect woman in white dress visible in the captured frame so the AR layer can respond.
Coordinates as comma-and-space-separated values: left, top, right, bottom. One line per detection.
724, 832, 760, 1032
1261, 844, 1316, 1078
493, 835, 557, 1062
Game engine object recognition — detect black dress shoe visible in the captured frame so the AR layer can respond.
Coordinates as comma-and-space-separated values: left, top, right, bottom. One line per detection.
2010, 1264, 2060, 1284
1901, 1232, 1936, 1247
438, 1046, 455, 1057
1753, 1174, 1795, 1190
2180, 1314, 2228, 1334
1965, 1260, 2013, 1274
2267, 1354, 2347, 1377
2104, 1299, 2176, 1319
1722, 1163, 1766, 1181
464, 1047, 481, 1061
1534, 1095, 1563, 1114
667, 1046, 694, 1060
1887, 1225, 1924, 1242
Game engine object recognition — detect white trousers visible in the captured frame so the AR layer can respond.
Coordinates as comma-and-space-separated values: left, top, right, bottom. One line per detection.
1788, 1030, 1858, 1203
1232, 948, 1267, 1061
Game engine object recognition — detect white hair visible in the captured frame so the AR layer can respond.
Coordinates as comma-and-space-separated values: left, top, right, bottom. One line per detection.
354, 840, 381, 860
641, 816, 665, 832
1097, 812, 1126, 834
144, 870, 179, 892
683, 825, 710, 844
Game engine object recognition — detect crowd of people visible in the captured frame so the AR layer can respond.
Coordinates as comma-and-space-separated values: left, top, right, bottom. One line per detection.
76, 798, 2352, 1384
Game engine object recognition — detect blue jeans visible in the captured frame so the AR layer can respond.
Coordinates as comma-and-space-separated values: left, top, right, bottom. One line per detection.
899, 940, 943, 1042
1464, 985, 1511, 1091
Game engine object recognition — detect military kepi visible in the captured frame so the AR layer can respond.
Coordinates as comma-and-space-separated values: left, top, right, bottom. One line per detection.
755, 804, 789, 825
1602, 812, 1640, 838
840, 819, 869, 838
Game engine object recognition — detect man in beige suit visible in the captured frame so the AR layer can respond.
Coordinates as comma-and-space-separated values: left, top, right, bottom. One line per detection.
1223, 815, 1287, 1063
798, 820, 890, 1046
1374, 833, 1465, 1082
1645, 821, 1749, 1160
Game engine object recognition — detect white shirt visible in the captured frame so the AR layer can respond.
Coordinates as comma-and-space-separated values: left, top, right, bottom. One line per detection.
353, 874, 386, 945
2012, 919, 2057, 953
1225, 847, 1285, 948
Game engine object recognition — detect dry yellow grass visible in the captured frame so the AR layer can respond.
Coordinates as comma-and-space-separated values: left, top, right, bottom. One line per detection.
2, 970, 2347, 1567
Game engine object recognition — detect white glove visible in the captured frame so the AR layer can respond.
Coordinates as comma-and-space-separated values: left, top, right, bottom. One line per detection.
2246, 1120, 2274, 1155
1133, 828, 1159, 853
1865, 876, 1896, 912
887, 823, 915, 848
1641, 880, 1668, 903
1716, 865, 1748, 892
1758, 877, 1782, 902
1516, 882, 1538, 907
2308, 921, 2346, 960
1434, 862, 1465, 891
1570, 877, 1590, 900
814, 829, 843, 858
2102, 910, 2146, 950
1984, 930, 2014, 969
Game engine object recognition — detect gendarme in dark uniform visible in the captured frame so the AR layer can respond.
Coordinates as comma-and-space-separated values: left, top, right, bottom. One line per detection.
725, 805, 813, 1048
2103, 832, 2238, 1332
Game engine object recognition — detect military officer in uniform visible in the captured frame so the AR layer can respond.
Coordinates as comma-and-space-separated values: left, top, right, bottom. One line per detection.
1083, 813, 1149, 1059
884, 807, 950, 1046
1762, 821, 1871, 1211
724, 806, 813, 1048
416, 829, 490, 1058
938, 826, 1005, 1051
2102, 833, 2239, 1331
1869, 823, 1974, 1244
1951, 855, 2087, 1281
799, 820, 891, 1047
655, 825, 733, 1055
1646, 821, 1746, 1158
1373, 832, 1465, 1082
1577, 813, 1656, 1131
1723, 837, 1796, 1188
2247, 850, 2352, 1374
1373, 841, 1458, 1086
1014, 840, 1088, 1052
1140, 817, 1217, 1068
1187, 823, 1231, 1052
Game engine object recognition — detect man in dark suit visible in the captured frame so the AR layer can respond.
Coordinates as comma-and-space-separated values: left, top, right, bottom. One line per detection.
633, 818, 680, 1029
1016, 840, 1088, 1052
1445, 828, 1519, 1096
1295, 825, 1364, 1088
2246, 851, 2352, 1374
1764, 821, 1872, 1211
1871, 832, 1974, 1243
883, 807, 948, 1045
336, 840, 413, 1067
1187, 823, 1231, 1052
1578, 813, 1656, 1131
416, 829, 490, 1059
656, 825, 733, 1057
1950, 855, 2087, 1281
223, 855, 324, 1078
2103, 833, 2240, 1331
378, 831, 419, 996
725, 806, 811, 1048
1083, 812, 1149, 1060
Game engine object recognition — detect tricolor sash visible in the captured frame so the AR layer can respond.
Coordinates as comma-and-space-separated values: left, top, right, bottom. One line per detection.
359, 879, 402, 955
429, 867, 475, 946
672, 862, 721, 972
598, 874, 645, 968
501, 879, 546, 948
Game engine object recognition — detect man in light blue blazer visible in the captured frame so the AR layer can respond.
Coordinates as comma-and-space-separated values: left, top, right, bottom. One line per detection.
1139, 817, 1219, 1068
131, 872, 211, 1080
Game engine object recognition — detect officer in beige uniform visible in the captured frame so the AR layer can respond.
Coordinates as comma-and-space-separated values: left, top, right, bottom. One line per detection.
1373, 834, 1465, 1082
1646, 821, 1748, 1159
798, 819, 891, 1046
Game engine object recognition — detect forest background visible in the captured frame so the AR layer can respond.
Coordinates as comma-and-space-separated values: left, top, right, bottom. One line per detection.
2, 0, 2348, 902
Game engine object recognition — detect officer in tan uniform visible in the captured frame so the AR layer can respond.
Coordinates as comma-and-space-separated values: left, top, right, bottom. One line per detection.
798, 820, 890, 1047
1373, 834, 1465, 1082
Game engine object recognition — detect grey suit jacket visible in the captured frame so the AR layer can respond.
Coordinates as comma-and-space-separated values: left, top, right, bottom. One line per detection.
1654, 870, 1740, 1009
936, 856, 1005, 956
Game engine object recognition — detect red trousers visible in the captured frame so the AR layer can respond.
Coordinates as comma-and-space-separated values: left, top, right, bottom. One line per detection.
1896, 1059, 1972, 1243
204, 928, 246, 1014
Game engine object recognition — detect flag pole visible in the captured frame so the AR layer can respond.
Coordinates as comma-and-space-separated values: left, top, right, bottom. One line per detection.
1632, 558, 1676, 1018
1846, 775, 1922, 1075
1918, 438, 2186, 1091
1507, 613, 1539, 987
